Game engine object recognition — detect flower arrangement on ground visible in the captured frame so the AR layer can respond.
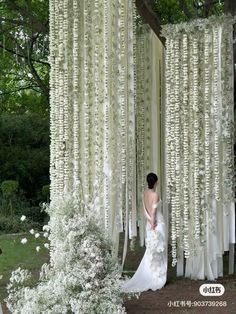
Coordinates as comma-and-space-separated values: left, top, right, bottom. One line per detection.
6, 193, 126, 314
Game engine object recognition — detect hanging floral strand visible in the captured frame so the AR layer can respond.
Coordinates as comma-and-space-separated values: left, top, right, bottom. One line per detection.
49, 0, 56, 200
103, 0, 110, 232
213, 28, 221, 202
63, 0, 70, 192
192, 36, 200, 240
72, 0, 81, 193
164, 38, 171, 204
169, 37, 177, 266
182, 33, 190, 258
204, 28, 211, 198
174, 37, 181, 239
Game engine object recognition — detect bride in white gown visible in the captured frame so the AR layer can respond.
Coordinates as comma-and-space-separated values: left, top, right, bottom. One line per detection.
122, 173, 167, 293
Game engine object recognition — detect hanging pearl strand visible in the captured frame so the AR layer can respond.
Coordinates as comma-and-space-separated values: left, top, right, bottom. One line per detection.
182, 33, 190, 258
72, 0, 81, 193
213, 28, 220, 202
193, 36, 200, 239
49, 0, 56, 200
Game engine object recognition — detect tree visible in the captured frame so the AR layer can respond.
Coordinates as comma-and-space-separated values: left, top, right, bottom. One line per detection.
135, 0, 234, 45
0, 113, 50, 200
0, 0, 49, 101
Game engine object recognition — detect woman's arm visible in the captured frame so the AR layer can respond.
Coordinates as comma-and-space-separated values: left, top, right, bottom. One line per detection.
150, 208, 157, 230
150, 193, 159, 230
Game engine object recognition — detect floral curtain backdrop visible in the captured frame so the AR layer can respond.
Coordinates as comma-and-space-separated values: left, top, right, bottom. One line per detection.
49, 0, 155, 265
162, 16, 235, 279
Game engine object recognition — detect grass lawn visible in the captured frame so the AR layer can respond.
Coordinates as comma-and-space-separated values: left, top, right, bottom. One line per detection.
0, 233, 49, 302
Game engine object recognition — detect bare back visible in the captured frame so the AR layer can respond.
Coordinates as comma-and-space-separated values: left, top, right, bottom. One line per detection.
143, 189, 159, 217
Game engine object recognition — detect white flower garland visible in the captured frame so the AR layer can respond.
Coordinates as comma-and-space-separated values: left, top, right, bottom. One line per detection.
49, 0, 56, 200
136, 30, 145, 235
169, 38, 177, 266
204, 28, 211, 197
63, 0, 70, 192
162, 15, 235, 267
222, 23, 234, 209
127, 0, 137, 238
192, 36, 200, 240
213, 28, 220, 202
72, 0, 81, 193
114, 0, 125, 231
103, 0, 110, 232
83, 2, 92, 201
182, 34, 190, 258
164, 38, 171, 204
174, 37, 181, 240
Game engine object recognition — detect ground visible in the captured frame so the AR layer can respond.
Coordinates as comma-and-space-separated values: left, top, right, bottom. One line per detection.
0, 235, 235, 314
123, 243, 236, 314
124, 275, 236, 314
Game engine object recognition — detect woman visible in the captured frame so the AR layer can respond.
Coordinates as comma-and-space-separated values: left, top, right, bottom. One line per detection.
122, 173, 167, 293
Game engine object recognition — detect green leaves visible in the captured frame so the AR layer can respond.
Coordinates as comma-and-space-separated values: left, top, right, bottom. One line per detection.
0, 0, 49, 104
0, 113, 49, 199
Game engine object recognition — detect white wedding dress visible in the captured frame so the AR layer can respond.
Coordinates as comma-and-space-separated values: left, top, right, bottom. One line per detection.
122, 200, 167, 293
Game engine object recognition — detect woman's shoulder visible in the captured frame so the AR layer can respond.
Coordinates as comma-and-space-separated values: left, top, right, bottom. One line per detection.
152, 191, 159, 200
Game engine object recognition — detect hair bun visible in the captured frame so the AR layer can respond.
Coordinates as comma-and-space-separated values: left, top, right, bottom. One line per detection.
146, 172, 158, 189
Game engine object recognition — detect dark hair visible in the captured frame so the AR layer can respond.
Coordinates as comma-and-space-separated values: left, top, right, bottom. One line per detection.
146, 172, 158, 189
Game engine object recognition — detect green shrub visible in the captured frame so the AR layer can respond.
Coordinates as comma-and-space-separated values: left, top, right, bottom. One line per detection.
1, 180, 19, 198
14, 205, 48, 225
1, 180, 19, 216
0, 216, 41, 234
42, 185, 50, 201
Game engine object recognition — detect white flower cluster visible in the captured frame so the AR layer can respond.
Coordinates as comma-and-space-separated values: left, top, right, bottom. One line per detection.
6, 195, 126, 314
163, 16, 235, 266
49, 0, 140, 245
135, 24, 153, 244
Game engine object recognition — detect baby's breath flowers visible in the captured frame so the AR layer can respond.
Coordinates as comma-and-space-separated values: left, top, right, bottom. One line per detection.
7, 195, 126, 314
20, 215, 26, 222
20, 238, 27, 245
36, 246, 40, 252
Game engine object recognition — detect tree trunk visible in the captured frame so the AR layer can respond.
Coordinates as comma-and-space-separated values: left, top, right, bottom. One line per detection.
135, 0, 165, 45
224, 0, 236, 15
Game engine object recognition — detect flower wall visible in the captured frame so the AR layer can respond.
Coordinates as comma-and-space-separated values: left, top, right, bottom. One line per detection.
162, 16, 235, 279
49, 0, 155, 264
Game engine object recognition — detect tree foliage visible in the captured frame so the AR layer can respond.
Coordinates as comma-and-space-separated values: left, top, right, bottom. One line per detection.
136, 0, 231, 44
0, 113, 50, 200
0, 0, 49, 103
